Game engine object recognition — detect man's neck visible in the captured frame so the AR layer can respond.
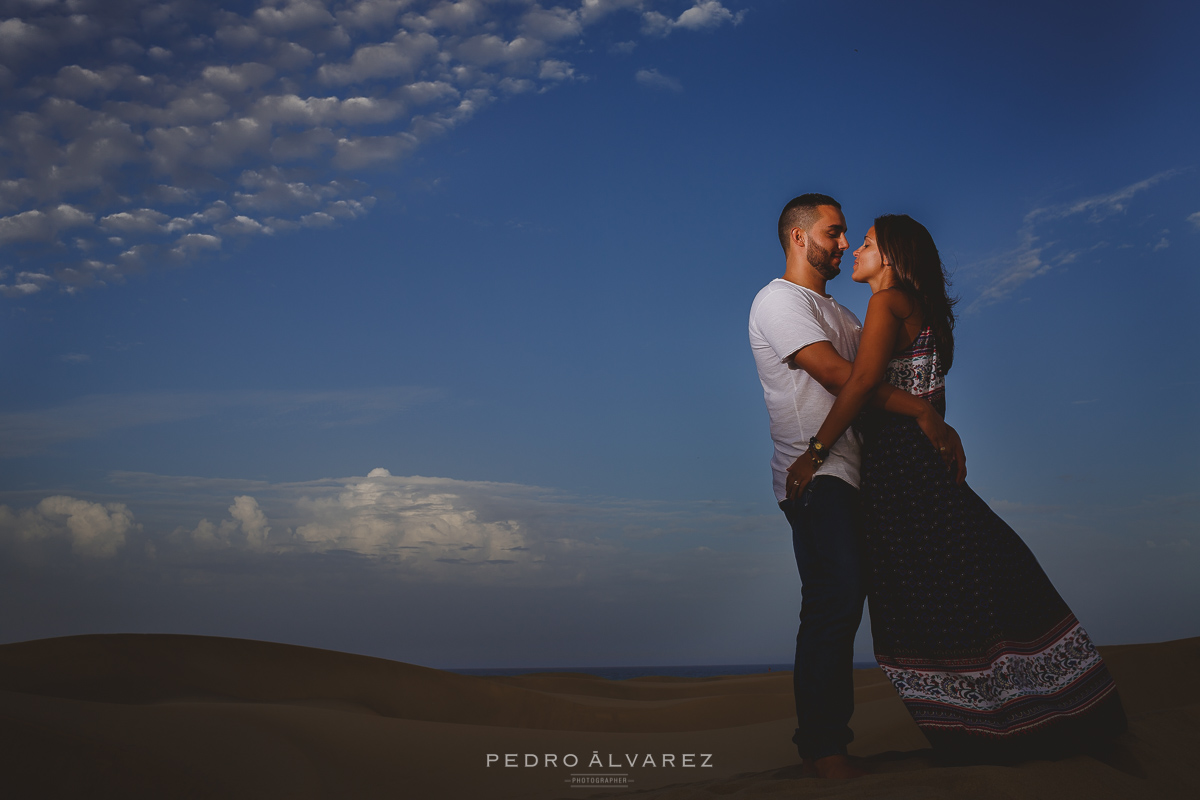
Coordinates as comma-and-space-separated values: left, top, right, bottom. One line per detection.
781, 259, 829, 297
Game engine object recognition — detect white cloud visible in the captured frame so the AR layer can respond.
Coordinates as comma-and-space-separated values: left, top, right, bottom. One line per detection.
635, 67, 682, 92
455, 33, 545, 67
171, 232, 222, 258
214, 215, 273, 236
0, 269, 64, 297
299, 211, 336, 227
1024, 169, 1181, 225
0, 496, 137, 557
400, 80, 460, 106
0, 282, 43, 297
290, 471, 532, 561
317, 32, 440, 84
538, 59, 576, 82
100, 208, 172, 235
640, 11, 673, 37
333, 132, 418, 169
178, 496, 272, 551
521, 5, 584, 42
1188, 211, 1200, 229
49, 64, 134, 98
202, 63, 277, 93
963, 230, 1058, 313
417, 0, 487, 32
580, 0, 644, 23
247, 93, 406, 128
0, 17, 49, 57
0, 210, 55, 244
253, 0, 337, 33
965, 170, 1184, 312
675, 0, 746, 30
90, 467, 780, 588
337, 0, 411, 31
234, 168, 341, 211
0, 205, 94, 244
0, 464, 821, 667
643, 1, 745, 36
0, 1, 743, 295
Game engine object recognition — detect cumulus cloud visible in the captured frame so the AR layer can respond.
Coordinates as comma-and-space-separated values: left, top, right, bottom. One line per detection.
538, 58, 576, 81
317, 32, 440, 84
1188, 211, 1200, 229
178, 496, 273, 551
634, 67, 681, 92
290, 469, 533, 562
0, 496, 138, 557
100, 208, 172, 235
0, 269, 54, 297
162, 469, 549, 570
0, 205, 94, 245
0, 467, 832, 666
642, 0, 745, 36
0, 0, 742, 297
82, 467, 780, 588
0, 16, 50, 57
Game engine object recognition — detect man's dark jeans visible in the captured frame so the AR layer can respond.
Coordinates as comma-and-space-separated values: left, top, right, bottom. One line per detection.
779, 475, 865, 761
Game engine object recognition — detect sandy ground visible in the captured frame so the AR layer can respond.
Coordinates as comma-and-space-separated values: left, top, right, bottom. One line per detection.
0, 633, 1196, 799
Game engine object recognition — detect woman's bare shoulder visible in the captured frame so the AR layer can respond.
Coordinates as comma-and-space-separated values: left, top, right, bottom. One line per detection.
868, 287, 915, 317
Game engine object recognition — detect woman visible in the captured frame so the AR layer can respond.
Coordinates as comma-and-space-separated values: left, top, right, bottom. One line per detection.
787, 214, 1127, 763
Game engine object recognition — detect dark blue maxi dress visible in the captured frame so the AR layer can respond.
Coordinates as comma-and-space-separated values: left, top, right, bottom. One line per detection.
858, 327, 1127, 762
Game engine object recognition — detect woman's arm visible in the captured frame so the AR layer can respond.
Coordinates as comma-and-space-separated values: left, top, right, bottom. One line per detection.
790, 325, 928, 420
792, 342, 927, 416
815, 289, 908, 449
785, 290, 909, 499
791, 341, 965, 477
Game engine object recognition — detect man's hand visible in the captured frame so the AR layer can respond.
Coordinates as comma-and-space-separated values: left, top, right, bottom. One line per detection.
785, 452, 817, 500
916, 410, 967, 484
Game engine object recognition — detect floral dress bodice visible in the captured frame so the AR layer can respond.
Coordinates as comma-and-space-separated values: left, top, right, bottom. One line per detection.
885, 325, 945, 404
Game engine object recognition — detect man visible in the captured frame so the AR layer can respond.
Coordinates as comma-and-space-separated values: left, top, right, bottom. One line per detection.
748, 194, 964, 779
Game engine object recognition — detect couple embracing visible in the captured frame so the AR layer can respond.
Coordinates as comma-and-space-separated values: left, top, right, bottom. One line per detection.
748, 194, 1128, 778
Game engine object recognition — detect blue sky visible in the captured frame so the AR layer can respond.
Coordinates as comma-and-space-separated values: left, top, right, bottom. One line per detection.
1, 0, 1197, 667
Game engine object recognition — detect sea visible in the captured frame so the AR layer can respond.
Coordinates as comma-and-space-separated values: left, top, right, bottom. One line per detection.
448, 661, 879, 680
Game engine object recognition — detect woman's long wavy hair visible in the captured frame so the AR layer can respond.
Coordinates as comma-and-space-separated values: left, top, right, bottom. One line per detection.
874, 214, 957, 374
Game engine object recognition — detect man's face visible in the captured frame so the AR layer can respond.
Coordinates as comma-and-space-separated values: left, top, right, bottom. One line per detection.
804, 206, 849, 280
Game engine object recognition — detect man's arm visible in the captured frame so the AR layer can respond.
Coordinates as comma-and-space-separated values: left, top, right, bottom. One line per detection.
789, 341, 966, 481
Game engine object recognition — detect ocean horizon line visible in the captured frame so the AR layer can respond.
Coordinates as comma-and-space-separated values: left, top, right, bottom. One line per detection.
445, 661, 881, 680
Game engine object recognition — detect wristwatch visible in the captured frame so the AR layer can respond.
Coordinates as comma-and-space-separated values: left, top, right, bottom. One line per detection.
808, 436, 829, 468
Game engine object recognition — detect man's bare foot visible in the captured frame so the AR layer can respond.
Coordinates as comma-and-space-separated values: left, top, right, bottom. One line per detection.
811, 755, 866, 779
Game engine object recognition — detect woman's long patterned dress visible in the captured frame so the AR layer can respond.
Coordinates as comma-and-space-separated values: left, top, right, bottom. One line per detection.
858, 326, 1127, 762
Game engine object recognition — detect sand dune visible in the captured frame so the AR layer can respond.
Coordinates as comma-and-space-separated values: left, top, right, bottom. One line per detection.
0, 634, 1196, 798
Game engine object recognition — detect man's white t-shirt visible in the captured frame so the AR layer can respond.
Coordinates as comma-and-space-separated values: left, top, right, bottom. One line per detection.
749, 278, 863, 501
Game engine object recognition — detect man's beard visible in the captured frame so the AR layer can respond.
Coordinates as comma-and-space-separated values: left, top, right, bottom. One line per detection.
806, 237, 841, 279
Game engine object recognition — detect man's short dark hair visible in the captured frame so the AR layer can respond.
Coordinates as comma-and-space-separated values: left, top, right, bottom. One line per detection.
778, 193, 842, 252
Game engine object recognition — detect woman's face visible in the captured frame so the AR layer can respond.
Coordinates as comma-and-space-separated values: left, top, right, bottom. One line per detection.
852, 226, 886, 284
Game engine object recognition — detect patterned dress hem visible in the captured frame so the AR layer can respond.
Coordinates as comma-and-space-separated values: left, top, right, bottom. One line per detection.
861, 326, 1127, 760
